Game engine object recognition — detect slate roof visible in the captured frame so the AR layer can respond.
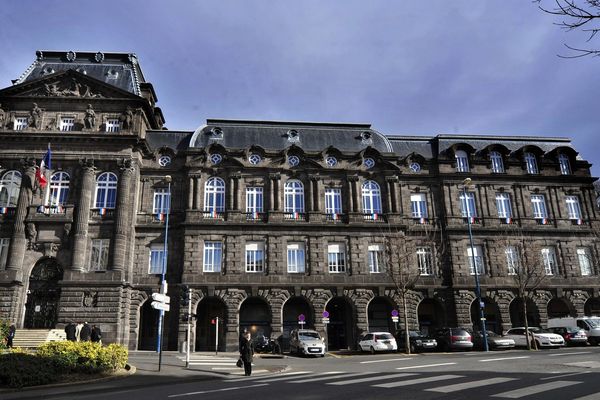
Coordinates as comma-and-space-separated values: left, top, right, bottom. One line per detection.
12, 50, 146, 96
387, 136, 434, 158
146, 130, 193, 152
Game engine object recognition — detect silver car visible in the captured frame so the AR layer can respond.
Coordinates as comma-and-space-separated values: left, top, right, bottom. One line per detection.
504, 327, 565, 348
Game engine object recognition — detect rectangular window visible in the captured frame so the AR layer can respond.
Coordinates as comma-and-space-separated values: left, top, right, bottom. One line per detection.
245, 242, 265, 273
495, 193, 513, 219
105, 119, 121, 133
505, 246, 519, 275
467, 245, 484, 275
328, 243, 346, 273
153, 188, 171, 215
531, 194, 548, 219
565, 195, 582, 220
14, 117, 28, 131
0, 238, 9, 268
60, 117, 75, 132
455, 151, 470, 172
325, 188, 343, 216
541, 247, 557, 275
287, 243, 306, 273
203, 241, 223, 273
148, 246, 165, 275
368, 244, 382, 273
417, 247, 433, 276
410, 193, 428, 219
90, 239, 110, 272
559, 154, 571, 175
246, 187, 264, 214
460, 192, 477, 218
577, 248, 592, 276
525, 153, 538, 174
490, 152, 505, 173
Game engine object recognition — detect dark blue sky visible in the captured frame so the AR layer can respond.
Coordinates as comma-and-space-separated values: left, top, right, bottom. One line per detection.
1, 1, 597, 176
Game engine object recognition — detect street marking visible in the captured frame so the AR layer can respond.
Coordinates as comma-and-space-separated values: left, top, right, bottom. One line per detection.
491, 380, 581, 398
226, 371, 309, 382
565, 361, 600, 368
360, 358, 414, 364
168, 383, 269, 397
427, 377, 517, 393
328, 373, 417, 385
479, 356, 530, 363
210, 367, 241, 370
256, 372, 314, 382
290, 371, 373, 383
190, 362, 237, 366
373, 374, 463, 388
395, 362, 456, 370
541, 371, 592, 380
548, 351, 591, 357
573, 393, 600, 400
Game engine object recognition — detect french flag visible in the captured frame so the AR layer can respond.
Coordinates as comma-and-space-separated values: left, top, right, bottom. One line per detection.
253, 212, 259, 220
35, 145, 52, 189
541, 217, 548, 225
419, 217, 426, 224
156, 213, 165, 222
505, 217, 512, 224
372, 213, 379, 221
469, 216, 476, 224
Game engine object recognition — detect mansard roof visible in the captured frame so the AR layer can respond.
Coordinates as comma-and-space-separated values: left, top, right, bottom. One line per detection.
12, 50, 146, 96
188, 119, 395, 153
146, 130, 193, 152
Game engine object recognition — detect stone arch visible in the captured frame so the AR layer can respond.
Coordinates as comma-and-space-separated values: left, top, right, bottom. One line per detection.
385, 289, 424, 331
491, 290, 516, 333
367, 296, 396, 333
325, 295, 356, 350
584, 297, 600, 316
417, 297, 446, 335
566, 290, 590, 316
239, 296, 272, 340
345, 288, 374, 337
470, 297, 502, 333
261, 288, 291, 340
547, 298, 576, 319
454, 290, 476, 328
138, 296, 157, 350
509, 297, 541, 327
195, 296, 227, 352
24, 257, 63, 329
302, 288, 333, 339
282, 296, 314, 352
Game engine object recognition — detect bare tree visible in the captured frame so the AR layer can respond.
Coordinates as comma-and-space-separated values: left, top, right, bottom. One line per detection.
501, 227, 549, 350
536, 0, 600, 57
380, 223, 442, 354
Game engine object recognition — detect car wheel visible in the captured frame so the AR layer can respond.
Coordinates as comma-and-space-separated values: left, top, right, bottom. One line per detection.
370, 346, 375, 354
409, 344, 416, 353
589, 337, 598, 346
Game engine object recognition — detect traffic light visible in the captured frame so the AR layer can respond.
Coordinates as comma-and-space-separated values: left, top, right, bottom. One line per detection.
181, 285, 189, 307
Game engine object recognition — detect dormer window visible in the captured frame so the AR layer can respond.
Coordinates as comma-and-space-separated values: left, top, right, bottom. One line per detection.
105, 119, 121, 133
558, 154, 571, 175
325, 156, 338, 167
524, 152, 538, 174
288, 155, 300, 167
14, 117, 28, 131
455, 150, 469, 172
60, 117, 75, 132
248, 154, 262, 165
158, 155, 172, 167
210, 153, 223, 165
489, 151, 504, 173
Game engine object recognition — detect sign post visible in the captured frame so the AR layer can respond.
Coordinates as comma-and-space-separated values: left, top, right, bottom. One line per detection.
322, 311, 330, 353
185, 288, 192, 368
298, 313, 306, 328
215, 317, 219, 356
391, 309, 399, 333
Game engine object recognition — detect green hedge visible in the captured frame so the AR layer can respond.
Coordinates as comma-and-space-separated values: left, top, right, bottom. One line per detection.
0, 341, 128, 388
0, 320, 8, 350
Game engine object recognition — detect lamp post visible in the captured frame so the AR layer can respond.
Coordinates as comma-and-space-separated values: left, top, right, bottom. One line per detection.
157, 175, 172, 371
462, 178, 489, 352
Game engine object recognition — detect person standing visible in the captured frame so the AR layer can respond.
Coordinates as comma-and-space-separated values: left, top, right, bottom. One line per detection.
65, 322, 77, 341
76, 321, 83, 341
6, 324, 15, 348
91, 325, 102, 344
240, 332, 254, 376
80, 322, 92, 342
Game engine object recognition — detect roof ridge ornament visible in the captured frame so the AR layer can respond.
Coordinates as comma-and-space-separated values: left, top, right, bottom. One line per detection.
286, 129, 300, 143
66, 51, 76, 62
95, 52, 105, 63
360, 131, 373, 145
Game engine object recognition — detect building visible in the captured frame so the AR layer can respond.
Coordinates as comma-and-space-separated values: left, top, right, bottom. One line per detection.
0, 51, 598, 351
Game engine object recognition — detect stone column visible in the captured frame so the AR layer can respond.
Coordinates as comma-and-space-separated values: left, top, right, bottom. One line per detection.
386, 177, 398, 213
311, 176, 321, 212
111, 160, 135, 272
71, 160, 96, 272
269, 173, 280, 211
233, 174, 240, 210
6, 160, 36, 272
454, 290, 476, 327
194, 176, 202, 211
187, 177, 194, 209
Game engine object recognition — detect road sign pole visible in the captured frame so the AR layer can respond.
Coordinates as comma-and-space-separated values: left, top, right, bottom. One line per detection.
186, 288, 192, 368
215, 317, 219, 356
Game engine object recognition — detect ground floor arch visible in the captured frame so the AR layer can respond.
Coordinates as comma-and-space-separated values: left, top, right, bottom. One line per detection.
282, 296, 314, 352
470, 298, 502, 333
24, 258, 63, 329
509, 298, 540, 327
417, 298, 445, 335
240, 296, 272, 340
326, 297, 355, 350
195, 297, 227, 352
584, 298, 600, 316
547, 298, 575, 319
138, 300, 158, 350
367, 296, 395, 333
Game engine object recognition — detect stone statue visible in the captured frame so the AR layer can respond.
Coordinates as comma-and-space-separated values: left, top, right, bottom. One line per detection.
26, 222, 37, 243
119, 106, 134, 130
84, 104, 96, 129
30, 103, 43, 129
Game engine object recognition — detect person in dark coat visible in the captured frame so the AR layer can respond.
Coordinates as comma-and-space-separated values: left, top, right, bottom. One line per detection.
239, 332, 254, 376
80, 322, 92, 341
91, 325, 102, 343
65, 322, 77, 342
6, 324, 15, 348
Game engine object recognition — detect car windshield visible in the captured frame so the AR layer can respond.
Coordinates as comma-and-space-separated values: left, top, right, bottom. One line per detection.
299, 332, 320, 339
527, 327, 541, 333
408, 331, 423, 337
376, 333, 394, 339
485, 331, 499, 337
586, 319, 600, 328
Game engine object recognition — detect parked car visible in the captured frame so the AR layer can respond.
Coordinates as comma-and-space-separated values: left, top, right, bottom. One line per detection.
503, 327, 565, 348
468, 330, 515, 350
253, 335, 282, 354
434, 327, 473, 351
547, 317, 600, 346
547, 326, 588, 346
396, 330, 437, 352
358, 332, 398, 353
289, 329, 326, 357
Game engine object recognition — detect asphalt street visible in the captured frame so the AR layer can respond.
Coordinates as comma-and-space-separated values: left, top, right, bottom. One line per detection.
4, 347, 600, 400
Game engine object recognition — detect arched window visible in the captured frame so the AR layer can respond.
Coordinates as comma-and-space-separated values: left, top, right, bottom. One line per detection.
489, 151, 505, 173
284, 180, 304, 213
455, 150, 469, 172
94, 172, 118, 209
204, 177, 225, 212
362, 180, 382, 214
49, 172, 70, 207
0, 170, 22, 208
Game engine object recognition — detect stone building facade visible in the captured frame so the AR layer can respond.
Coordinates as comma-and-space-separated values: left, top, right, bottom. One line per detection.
0, 51, 599, 351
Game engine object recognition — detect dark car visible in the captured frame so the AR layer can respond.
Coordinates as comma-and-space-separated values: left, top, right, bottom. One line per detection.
547, 326, 588, 346
468, 330, 515, 350
434, 327, 473, 351
396, 330, 437, 353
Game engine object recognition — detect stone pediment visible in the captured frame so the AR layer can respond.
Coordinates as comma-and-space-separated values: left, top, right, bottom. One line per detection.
0, 69, 139, 100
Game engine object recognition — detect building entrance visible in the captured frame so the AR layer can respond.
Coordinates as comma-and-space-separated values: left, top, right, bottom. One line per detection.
24, 258, 63, 329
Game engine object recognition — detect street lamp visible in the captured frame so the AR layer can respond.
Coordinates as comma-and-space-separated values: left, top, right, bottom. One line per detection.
157, 175, 172, 371
462, 178, 489, 352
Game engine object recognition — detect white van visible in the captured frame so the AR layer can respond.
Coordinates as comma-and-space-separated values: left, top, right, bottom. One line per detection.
547, 317, 600, 345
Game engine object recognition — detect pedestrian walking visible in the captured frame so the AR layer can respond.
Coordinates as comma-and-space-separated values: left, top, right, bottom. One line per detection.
240, 331, 254, 376
91, 325, 102, 344
65, 322, 77, 341
5, 324, 15, 348
76, 321, 83, 341
80, 322, 92, 341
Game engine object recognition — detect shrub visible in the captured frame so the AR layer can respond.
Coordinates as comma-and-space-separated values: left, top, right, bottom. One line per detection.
0, 353, 62, 388
0, 320, 8, 350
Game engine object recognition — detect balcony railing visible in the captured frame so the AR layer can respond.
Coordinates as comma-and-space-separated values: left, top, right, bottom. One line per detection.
245, 212, 266, 221
325, 213, 344, 222
535, 217, 553, 225
91, 208, 115, 219
463, 216, 481, 225
284, 212, 307, 221
202, 210, 225, 220
0, 207, 16, 218
35, 205, 67, 215
499, 217, 517, 225
363, 213, 385, 222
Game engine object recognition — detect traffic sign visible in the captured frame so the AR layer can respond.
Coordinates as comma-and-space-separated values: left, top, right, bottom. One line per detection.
322, 311, 330, 318
298, 314, 305, 322
151, 301, 170, 311
391, 316, 399, 323
391, 309, 399, 317
152, 293, 171, 304
322, 317, 330, 324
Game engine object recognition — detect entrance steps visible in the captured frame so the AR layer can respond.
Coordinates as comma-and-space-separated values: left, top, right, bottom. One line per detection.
12, 329, 66, 348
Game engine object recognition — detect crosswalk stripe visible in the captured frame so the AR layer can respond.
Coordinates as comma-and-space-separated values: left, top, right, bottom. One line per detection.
395, 362, 456, 370
491, 380, 581, 398
327, 373, 417, 385
290, 372, 374, 384
227, 369, 269, 376
479, 356, 529, 363
426, 377, 517, 393
189, 362, 236, 366
548, 352, 591, 357
226, 371, 308, 382
359, 358, 414, 364
572, 393, 600, 400
373, 374, 463, 388
256, 372, 314, 383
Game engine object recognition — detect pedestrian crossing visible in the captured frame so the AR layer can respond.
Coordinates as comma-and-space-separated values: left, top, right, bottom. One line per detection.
176, 355, 268, 375
225, 369, 596, 398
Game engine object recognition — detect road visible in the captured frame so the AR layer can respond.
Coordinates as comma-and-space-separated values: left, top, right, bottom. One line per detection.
5, 347, 600, 400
